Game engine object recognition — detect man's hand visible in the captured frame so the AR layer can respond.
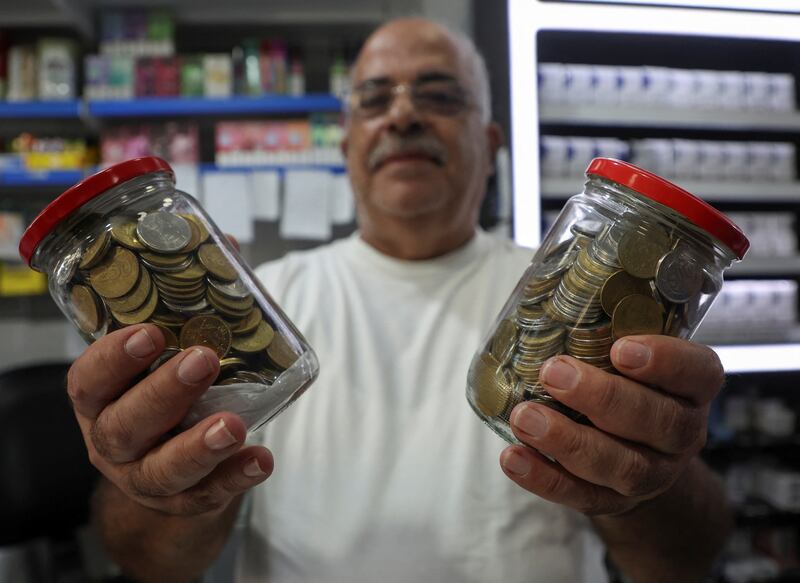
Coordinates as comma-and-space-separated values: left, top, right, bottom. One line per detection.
68, 323, 274, 516
500, 335, 723, 516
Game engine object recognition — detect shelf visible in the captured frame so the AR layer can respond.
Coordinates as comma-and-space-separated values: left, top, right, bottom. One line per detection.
0, 101, 82, 119
730, 256, 800, 277
204, 163, 346, 174
0, 169, 85, 188
541, 177, 800, 203
87, 95, 342, 118
539, 104, 800, 133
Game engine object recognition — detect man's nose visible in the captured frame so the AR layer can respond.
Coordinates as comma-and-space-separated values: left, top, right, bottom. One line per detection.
385, 90, 424, 134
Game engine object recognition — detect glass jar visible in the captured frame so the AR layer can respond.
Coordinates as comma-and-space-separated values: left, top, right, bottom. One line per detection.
467, 158, 749, 444
19, 157, 319, 433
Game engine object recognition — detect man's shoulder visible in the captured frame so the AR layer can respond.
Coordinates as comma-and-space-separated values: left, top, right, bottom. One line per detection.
253, 237, 351, 287
481, 229, 536, 264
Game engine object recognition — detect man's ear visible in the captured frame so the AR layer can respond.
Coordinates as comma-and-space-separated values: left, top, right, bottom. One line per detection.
486, 122, 504, 175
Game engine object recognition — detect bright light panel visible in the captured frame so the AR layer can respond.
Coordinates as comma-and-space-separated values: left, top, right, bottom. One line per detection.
563, 0, 800, 13
508, 0, 800, 248
713, 344, 800, 373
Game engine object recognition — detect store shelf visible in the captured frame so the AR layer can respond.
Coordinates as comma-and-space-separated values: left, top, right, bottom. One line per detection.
539, 104, 800, 133
87, 95, 342, 118
541, 178, 800, 203
730, 256, 800, 277
203, 163, 346, 174
0, 169, 85, 188
0, 101, 82, 119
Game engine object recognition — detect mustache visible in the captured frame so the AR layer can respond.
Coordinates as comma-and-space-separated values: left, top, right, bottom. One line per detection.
367, 135, 447, 171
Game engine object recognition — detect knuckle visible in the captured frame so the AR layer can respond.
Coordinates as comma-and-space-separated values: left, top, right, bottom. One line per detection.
592, 373, 625, 416
175, 439, 210, 475
180, 488, 224, 515
657, 402, 703, 453
91, 409, 136, 461
138, 375, 175, 418
126, 462, 174, 498
560, 425, 589, 459
616, 451, 660, 498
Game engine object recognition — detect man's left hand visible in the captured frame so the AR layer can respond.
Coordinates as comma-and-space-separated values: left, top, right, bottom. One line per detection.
500, 335, 723, 516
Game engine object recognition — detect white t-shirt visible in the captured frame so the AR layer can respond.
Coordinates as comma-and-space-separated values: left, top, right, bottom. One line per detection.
234, 230, 607, 583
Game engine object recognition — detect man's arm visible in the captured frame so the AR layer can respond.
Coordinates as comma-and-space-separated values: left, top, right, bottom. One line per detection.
92, 481, 244, 583
501, 335, 732, 583
68, 324, 273, 582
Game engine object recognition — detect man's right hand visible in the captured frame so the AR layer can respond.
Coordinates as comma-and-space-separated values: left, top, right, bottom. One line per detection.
68, 323, 274, 516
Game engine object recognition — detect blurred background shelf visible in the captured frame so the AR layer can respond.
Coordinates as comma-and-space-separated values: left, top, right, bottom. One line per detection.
539, 104, 800, 133
0, 101, 82, 119
87, 94, 342, 118
0, 169, 86, 188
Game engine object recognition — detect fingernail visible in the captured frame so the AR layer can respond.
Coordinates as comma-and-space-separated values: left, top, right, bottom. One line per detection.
615, 339, 652, 369
513, 405, 548, 438
204, 419, 237, 450
125, 328, 156, 358
541, 358, 579, 391
178, 349, 215, 384
243, 458, 267, 478
502, 450, 531, 477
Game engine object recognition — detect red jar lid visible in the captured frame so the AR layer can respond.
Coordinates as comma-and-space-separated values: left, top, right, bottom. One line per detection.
586, 158, 750, 259
19, 157, 174, 268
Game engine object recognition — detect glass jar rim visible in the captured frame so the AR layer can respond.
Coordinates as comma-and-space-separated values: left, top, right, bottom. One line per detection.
19, 157, 175, 268
586, 157, 750, 260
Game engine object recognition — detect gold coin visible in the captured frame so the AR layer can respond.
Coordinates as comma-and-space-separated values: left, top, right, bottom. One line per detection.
110, 285, 159, 325
79, 231, 111, 270
266, 331, 298, 369
231, 321, 275, 353
179, 314, 232, 358
110, 219, 146, 251
89, 246, 140, 299
491, 318, 517, 361
151, 311, 187, 329
207, 286, 254, 312
198, 243, 238, 282
471, 351, 513, 418
232, 308, 263, 335
181, 214, 210, 245
155, 325, 180, 348
140, 251, 191, 268
600, 270, 653, 317
105, 268, 153, 313
219, 357, 248, 377
170, 260, 207, 282
618, 228, 672, 279
179, 217, 204, 253
611, 294, 665, 340
70, 284, 103, 334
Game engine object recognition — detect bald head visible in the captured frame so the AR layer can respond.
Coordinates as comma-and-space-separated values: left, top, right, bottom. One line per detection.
351, 17, 492, 123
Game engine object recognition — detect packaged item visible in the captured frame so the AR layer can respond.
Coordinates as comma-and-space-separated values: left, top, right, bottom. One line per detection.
19, 157, 319, 431
7, 45, 37, 101
203, 54, 232, 98
37, 38, 77, 100
466, 158, 749, 443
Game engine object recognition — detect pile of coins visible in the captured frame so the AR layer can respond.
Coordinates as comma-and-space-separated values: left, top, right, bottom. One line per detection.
67, 209, 298, 387
470, 216, 718, 423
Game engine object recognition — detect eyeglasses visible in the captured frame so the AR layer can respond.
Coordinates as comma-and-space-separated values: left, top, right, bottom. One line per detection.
347, 78, 472, 119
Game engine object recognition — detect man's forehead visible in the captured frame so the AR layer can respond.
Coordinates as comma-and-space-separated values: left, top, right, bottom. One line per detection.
353, 27, 468, 85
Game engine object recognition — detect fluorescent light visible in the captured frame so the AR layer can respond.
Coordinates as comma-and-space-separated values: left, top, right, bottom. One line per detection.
713, 344, 800, 373
563, 0, 800, 13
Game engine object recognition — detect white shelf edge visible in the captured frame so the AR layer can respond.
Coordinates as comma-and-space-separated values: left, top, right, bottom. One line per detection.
729, 256, 800, 276
541, 177, 800, 203
712, 343, 800, 373
540, 104, 800, 132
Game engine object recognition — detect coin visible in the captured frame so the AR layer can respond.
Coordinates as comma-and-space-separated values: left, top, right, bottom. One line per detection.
110, 218, 146, 250
198, 243, 238, 282
491, 318, 517, 361
148, 348, 181, 374
181, 213, 210, 244
600, 270, 653, 317
208, 277, 251, 300
70, 284, 103, 334
79, 231, 111, 270
179, 314, 232, 358
104, 268, 153, 313
471, 351, 514, 417
611, 294, 665, 339
266, 331, 298, 369
617, 227, 672, 279
655, 249, 704, 304
89, 246, 140, 299
231, 321, 275, 353
231, 307, 263, 335
110, 285, 159, 325
137, 211, 192, 253
155, 325, 180, 348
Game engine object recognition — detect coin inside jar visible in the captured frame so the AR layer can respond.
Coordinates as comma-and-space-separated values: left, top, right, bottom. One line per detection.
180, 314, 232, 358
88, 246, 140, 299
611, 294, 665, 339
137, 211, 193, 253
198, 243, 238, 282
70, 284, 104, 334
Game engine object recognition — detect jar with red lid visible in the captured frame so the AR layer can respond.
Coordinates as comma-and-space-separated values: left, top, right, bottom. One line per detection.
19, 157, 319, 432
467, 158, 750, 443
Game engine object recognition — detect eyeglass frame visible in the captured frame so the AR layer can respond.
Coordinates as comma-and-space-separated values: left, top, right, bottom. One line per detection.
345, 73, 475, 120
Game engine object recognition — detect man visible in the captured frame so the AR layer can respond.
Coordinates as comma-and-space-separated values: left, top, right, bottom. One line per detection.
68, 17, 732, 583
